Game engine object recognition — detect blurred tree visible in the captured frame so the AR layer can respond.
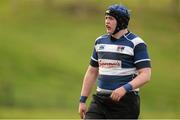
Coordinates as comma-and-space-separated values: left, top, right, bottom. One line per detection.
11, 0, 18, 12
44, 0, 55, 9
172, 0, 180, 19
0, 79, 15, 107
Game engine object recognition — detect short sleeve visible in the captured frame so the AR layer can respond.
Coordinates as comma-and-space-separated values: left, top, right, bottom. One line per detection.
90, 42, 99, 67
134, 43, 151, 69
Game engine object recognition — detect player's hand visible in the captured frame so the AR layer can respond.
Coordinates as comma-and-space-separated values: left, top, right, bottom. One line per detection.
78, 103, 87, 119
110, 86, 126, 102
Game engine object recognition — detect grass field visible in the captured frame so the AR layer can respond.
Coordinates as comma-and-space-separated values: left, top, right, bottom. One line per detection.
0, 0, 180, 119
0, 107, 179, 119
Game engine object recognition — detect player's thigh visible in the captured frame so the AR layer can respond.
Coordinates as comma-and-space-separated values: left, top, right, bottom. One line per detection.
85, 97, 105, 119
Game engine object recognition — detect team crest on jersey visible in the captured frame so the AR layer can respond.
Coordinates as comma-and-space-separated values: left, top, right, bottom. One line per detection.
98, 45, 105, 50
117, 45, 125, 52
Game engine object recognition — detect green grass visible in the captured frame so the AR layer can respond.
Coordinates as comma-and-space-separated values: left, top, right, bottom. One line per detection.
0, 107, 79, 119
0, 0, 180, 119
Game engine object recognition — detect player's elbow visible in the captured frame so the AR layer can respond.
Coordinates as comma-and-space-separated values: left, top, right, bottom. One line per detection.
144, 68, 151, 83
139, 67, 151, 83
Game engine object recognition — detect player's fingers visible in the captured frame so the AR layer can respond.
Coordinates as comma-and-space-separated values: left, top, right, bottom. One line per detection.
83, 112, 85, 119
79, 109, 85, 119
110, 92, 114, 100
79, 111, 84, 119
111, 92, 119, 101
117, 95, 122, 101
110, 92, 115, 100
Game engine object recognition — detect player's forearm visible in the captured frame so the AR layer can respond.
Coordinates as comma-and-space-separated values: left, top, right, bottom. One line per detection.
81, 66, 98, 97
129, 68, 151, 90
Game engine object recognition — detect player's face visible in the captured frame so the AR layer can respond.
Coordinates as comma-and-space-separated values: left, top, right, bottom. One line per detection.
105, 15, 117, 34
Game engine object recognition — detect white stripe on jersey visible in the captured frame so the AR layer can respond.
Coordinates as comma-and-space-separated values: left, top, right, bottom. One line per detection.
95, 44, 134, 56
99, 67, 137, 76
131, 37, 146, 47
96, 87, 113, 93
96, 86, 140, 93
134, 59, 151, 64
98, 59, 137, 76
91, 56, 98, 62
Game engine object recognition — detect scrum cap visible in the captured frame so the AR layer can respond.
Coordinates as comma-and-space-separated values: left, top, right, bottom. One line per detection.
105, 4, 130, 34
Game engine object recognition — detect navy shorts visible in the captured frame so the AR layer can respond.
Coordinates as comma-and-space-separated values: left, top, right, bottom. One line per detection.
85, 91, 140, 119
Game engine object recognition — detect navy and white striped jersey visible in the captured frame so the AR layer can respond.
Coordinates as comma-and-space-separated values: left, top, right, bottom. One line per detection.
90, 32, 151, 92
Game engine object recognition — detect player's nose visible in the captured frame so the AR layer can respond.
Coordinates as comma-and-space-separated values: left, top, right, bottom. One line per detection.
105, 19, 110, 25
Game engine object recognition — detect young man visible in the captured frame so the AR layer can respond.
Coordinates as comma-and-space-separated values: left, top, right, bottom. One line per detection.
78, 4, 151, 119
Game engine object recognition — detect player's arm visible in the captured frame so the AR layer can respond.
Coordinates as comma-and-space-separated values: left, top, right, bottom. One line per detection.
129, 67, 151, 89
78, 65, 98, 119
80, 44, 99, 100
79, 40, 99, 118
129, 38, 151, 89
80, 65, 99, 97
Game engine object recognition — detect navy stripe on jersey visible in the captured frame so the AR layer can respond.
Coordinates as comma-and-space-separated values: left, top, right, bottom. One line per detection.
134, 43, 149, 61
90, 59, 99, 67
96, 37, 134, 48
98, 74, 135, 83
98, 80, 126, 90
133, 43, 151, 68
125, 32, 137, 40
92, 48, 98, 61
135, 61, 151, 70
122, 60, 135, 68
90, 47, 99, 67
98, 52, 133, 62
98, 74, 135, 90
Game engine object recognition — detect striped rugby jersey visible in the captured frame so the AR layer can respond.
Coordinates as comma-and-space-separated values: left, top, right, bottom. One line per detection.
90, 32, 151, 92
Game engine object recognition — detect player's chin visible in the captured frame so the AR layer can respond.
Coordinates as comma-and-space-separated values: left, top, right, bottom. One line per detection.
106, 30, 113, 34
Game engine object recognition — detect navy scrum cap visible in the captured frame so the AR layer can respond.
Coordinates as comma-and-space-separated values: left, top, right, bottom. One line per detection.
105, 4, 130, 34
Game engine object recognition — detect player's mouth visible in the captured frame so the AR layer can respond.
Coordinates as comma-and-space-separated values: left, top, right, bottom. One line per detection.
106, 25, 111, 30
